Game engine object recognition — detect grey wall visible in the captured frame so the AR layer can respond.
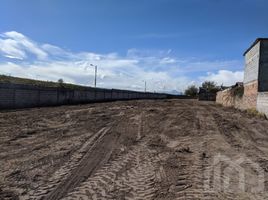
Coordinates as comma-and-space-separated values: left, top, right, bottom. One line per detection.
244, 41, 260, 84
257, 92, 268, 116
0, 83, 172, 109
258, 40, 268, 92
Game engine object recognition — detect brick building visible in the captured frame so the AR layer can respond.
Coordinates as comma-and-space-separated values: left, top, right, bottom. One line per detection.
217, 38, 268, 116
244, 38, 268, 114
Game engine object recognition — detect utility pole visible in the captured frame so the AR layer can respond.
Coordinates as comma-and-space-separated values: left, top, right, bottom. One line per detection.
90, 64, 97, 87
145, 81, 147, 92
143, 80, 147, 92
94, 65, 97, 88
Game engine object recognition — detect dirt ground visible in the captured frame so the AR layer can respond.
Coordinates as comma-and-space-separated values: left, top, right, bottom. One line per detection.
1, 99, 268, 200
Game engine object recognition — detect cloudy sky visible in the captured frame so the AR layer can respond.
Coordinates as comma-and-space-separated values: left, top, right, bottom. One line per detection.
0, 0, 267, 93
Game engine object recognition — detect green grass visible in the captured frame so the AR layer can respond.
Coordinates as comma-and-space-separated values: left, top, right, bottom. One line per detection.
0, 75, 89, 89
245, 108, 267, 119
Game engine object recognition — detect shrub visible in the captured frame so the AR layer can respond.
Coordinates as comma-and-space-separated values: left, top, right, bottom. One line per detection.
233, 86, 244, 98
185, 85, 198, 97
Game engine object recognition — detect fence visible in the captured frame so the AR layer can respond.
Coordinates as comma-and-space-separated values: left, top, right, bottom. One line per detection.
0, 83, 170, 109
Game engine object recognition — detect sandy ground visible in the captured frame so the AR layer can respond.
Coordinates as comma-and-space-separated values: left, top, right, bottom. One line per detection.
1, 99, 268, 200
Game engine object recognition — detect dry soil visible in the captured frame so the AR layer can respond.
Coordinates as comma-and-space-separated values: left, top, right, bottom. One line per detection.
1, 99, 268, 200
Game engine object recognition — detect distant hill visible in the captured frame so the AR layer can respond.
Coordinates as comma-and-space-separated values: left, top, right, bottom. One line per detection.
0, 75, 87, 89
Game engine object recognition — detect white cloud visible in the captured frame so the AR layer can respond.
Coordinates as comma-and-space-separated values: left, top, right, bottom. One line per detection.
160, 57, 177, 64
0, 31, 47, 60
0, 38, 26, 59
0, 31, 244, 93
199, 70, 244, 86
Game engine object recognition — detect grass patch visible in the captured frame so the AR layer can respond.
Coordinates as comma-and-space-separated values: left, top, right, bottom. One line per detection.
0, 75, 89, 89
245, 108, 267, 119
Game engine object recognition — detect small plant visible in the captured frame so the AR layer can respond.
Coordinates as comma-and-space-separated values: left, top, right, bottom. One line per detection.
246, 108, 267, 119
216, 103, 223, 107
233, 86, 244, 98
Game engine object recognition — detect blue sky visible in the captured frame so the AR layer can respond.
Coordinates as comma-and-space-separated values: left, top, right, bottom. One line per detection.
0, 0, 267, 93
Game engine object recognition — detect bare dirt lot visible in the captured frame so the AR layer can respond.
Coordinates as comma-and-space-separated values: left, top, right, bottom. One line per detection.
1, 99, 268, 200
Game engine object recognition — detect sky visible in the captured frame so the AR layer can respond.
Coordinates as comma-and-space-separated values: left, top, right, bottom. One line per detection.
0, 0, 267, 93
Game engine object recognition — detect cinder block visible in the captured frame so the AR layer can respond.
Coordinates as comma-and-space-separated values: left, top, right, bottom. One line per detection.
0, 88, 15, 108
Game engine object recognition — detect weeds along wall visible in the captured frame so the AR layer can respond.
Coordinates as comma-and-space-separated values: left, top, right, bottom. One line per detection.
0, 83, 169, 109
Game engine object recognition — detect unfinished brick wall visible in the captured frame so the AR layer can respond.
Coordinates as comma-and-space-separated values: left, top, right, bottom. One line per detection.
216, 88, 243, 109
216, 39, 261, 111
242, 81, 258, 109
216, 84, 257, 110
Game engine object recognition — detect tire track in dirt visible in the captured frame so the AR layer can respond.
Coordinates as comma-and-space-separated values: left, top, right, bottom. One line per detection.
144, 101, 207, 199
200, 104, 268, 199
62, 148, 140, 200
62, 144, 160, 200
169, 106, 218, 200
190, 106, 249, 200
45, 127, 119, 200
61, 112, 160, 200
24, 107, 130, 200
118, 145, 159, 200
26, 124, 115, 200
173, 140, 217, 200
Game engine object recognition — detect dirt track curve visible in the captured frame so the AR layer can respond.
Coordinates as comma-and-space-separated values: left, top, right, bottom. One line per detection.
1, 99, 268, 199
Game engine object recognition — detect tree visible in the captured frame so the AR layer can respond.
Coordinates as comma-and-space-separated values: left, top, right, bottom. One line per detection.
185, 85, 198, 97
201, 81, 220, 93
58, 78, 64, 87
58, 78, 64, 84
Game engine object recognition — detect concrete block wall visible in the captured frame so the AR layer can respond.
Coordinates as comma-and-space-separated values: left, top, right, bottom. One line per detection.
39, 89, 58, 106
104, 90, 112, 100
242, 40, 260, 110
58, 89, 74, 104
74, 90, 86, 102
111, 90, 118, 100
257, 92, 268, 115
15, 89, 40, 108
244, 41, 260, 84
118, 92, 124, 99
0, 83, 172, 109
0, 88, 14, 108
95, 89, 105, 100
